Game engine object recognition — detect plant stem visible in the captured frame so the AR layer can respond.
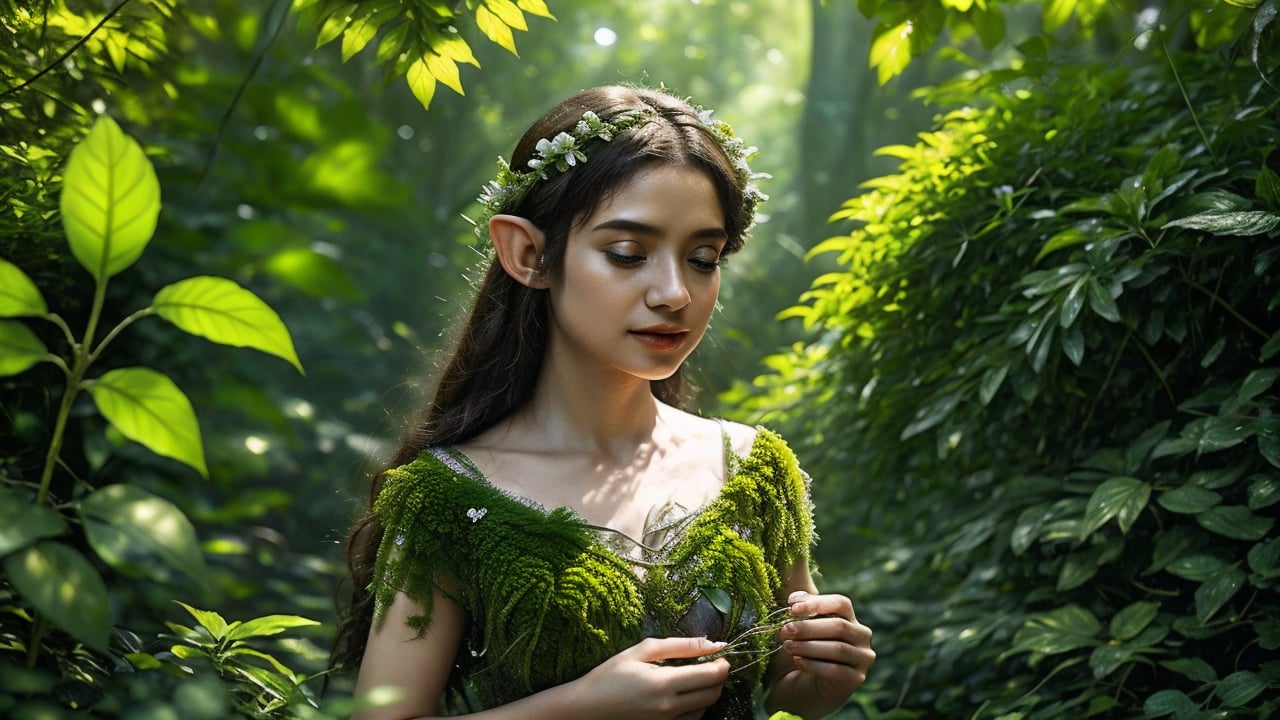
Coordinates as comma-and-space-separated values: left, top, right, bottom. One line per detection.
26, 616, 49, 668
1184, 278, 1268, 339
34, 275, 105, 506
88, 307, 152, 364
35, 371, 79, 507
46, 313, 76, 350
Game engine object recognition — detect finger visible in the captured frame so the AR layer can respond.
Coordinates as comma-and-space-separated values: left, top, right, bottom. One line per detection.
673, 677, 727, 713
791, 654, 870, 689
782, 616, 872, 646
787, 591, 854, 620
663, 657, 730, 693
633, 636, 727, 662
783, 638, 874, 668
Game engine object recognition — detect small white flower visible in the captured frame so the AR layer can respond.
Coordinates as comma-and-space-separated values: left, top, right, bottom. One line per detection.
537, 132, 579, 164
477, 181, 502, 206
466, 507, 488, 523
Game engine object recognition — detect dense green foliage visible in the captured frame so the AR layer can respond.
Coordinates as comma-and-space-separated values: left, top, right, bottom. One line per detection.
1, 0, 859, 716
733, 1, 1280, 717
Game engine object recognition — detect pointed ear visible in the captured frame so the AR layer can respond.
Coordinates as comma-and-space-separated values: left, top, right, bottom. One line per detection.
489, 214, 550, 289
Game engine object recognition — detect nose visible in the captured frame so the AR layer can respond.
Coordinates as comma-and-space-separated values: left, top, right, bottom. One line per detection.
645, 256, 691, 310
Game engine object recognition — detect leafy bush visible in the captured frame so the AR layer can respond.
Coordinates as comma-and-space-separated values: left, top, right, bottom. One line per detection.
731, 2, 1280, 718
0, 116, 323, 716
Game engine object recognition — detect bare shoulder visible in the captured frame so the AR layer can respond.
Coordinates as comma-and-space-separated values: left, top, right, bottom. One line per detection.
658, 404, 758, 458
717, 418, 759, 458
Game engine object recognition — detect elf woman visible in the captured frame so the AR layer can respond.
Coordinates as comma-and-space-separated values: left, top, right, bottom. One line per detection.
332, 85, 874, 720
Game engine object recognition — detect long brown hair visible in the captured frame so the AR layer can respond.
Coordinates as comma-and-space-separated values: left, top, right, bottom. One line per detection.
330, 85, 758, 677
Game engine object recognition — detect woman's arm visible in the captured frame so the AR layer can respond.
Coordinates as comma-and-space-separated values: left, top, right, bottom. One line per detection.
353, 586, 733, 720
352, 586, 461, 720
762, 559, 875, 719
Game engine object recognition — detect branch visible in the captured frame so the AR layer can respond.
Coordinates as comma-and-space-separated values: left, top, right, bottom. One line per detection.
0, 0, 135, 98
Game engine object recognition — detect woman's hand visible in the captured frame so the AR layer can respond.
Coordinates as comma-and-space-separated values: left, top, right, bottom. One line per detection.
571, 636, 731, 720
774, 591, 875, 707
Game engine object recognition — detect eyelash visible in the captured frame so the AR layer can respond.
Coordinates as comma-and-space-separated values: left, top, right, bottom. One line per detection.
604, 251, 722, 273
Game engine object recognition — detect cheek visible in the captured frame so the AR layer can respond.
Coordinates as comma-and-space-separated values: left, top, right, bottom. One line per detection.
698, 276, 721, 311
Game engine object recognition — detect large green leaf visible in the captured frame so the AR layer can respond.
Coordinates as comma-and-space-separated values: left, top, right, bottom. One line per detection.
224, 614, 321, 643
1007, 604, 1101, 658
899, 392, 960, 440
262, 247, 361, 302
1011, 502, 1055, 555
1057, 545, 1104, 591
868, 20, 913, 85
1258, 163, 1280, 206
475, 4, 517, 55
515, 0, 554, 18
174, 601, 229, 639
0, 320, 47, 377
406, 56, 437, 110
1157, 485, 1221, 514
1110, 601, 1159, 641
80, 483, 206, 585
0, 259, 47, 317
1165, 553, 1228, 582
1088, 643, 1133, 680
1160, 657, 1217, 683
1163, 209, 1280, 236
1216, 670, 1266, 707
1143, 689, 1197, 717
1235, 367, 1280, 404
0, 488, 67, 556
1195, 565, 1246, 623
1248, 475, 1280, 509
1085, 276, 1121, 322
1081, 476, 1150, 539
1196, 416, 1256, 453
1148, 526, 1199, 575
87, 367, 207, 477
58, 115, 161, 281
152, 276, 304, 374
1248, 537, 1280, 578
4, 541, 111, 650
1195, 505, 1274, 540
232, 663, 294, 702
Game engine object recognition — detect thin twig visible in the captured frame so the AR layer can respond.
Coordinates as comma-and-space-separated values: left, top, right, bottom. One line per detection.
195, 0, 290, 189
1082, 329, 1132, 435
1184, 278, 1269, 339
1159, 29, 1216, 164
1130, 337, 1176, 406
1, 0, 135, 98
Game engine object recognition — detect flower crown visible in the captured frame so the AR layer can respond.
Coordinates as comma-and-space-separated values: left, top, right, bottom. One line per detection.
470, 107, 769, 237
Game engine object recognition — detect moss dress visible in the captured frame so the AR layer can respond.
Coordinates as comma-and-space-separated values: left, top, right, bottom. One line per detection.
370, 427, 815, 719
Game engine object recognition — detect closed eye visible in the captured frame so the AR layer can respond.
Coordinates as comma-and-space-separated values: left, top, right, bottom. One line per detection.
604, 250, 645, 266
689, 257, 721, 273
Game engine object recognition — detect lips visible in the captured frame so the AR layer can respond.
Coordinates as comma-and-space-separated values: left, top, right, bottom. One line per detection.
630, 326, 689, 351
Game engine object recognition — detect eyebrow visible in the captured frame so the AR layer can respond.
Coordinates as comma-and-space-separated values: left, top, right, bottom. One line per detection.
590, 218, 728, 241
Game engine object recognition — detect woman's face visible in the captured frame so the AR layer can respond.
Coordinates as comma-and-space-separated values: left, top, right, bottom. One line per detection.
545, 162, 726, 384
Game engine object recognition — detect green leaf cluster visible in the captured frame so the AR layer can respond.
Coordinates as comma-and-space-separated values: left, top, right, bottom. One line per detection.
2, 111, 305, 714
158, 602, 322, 717
858, 0, 1264, 85
295, 0, 555, 109
732, 1, 1280, 717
